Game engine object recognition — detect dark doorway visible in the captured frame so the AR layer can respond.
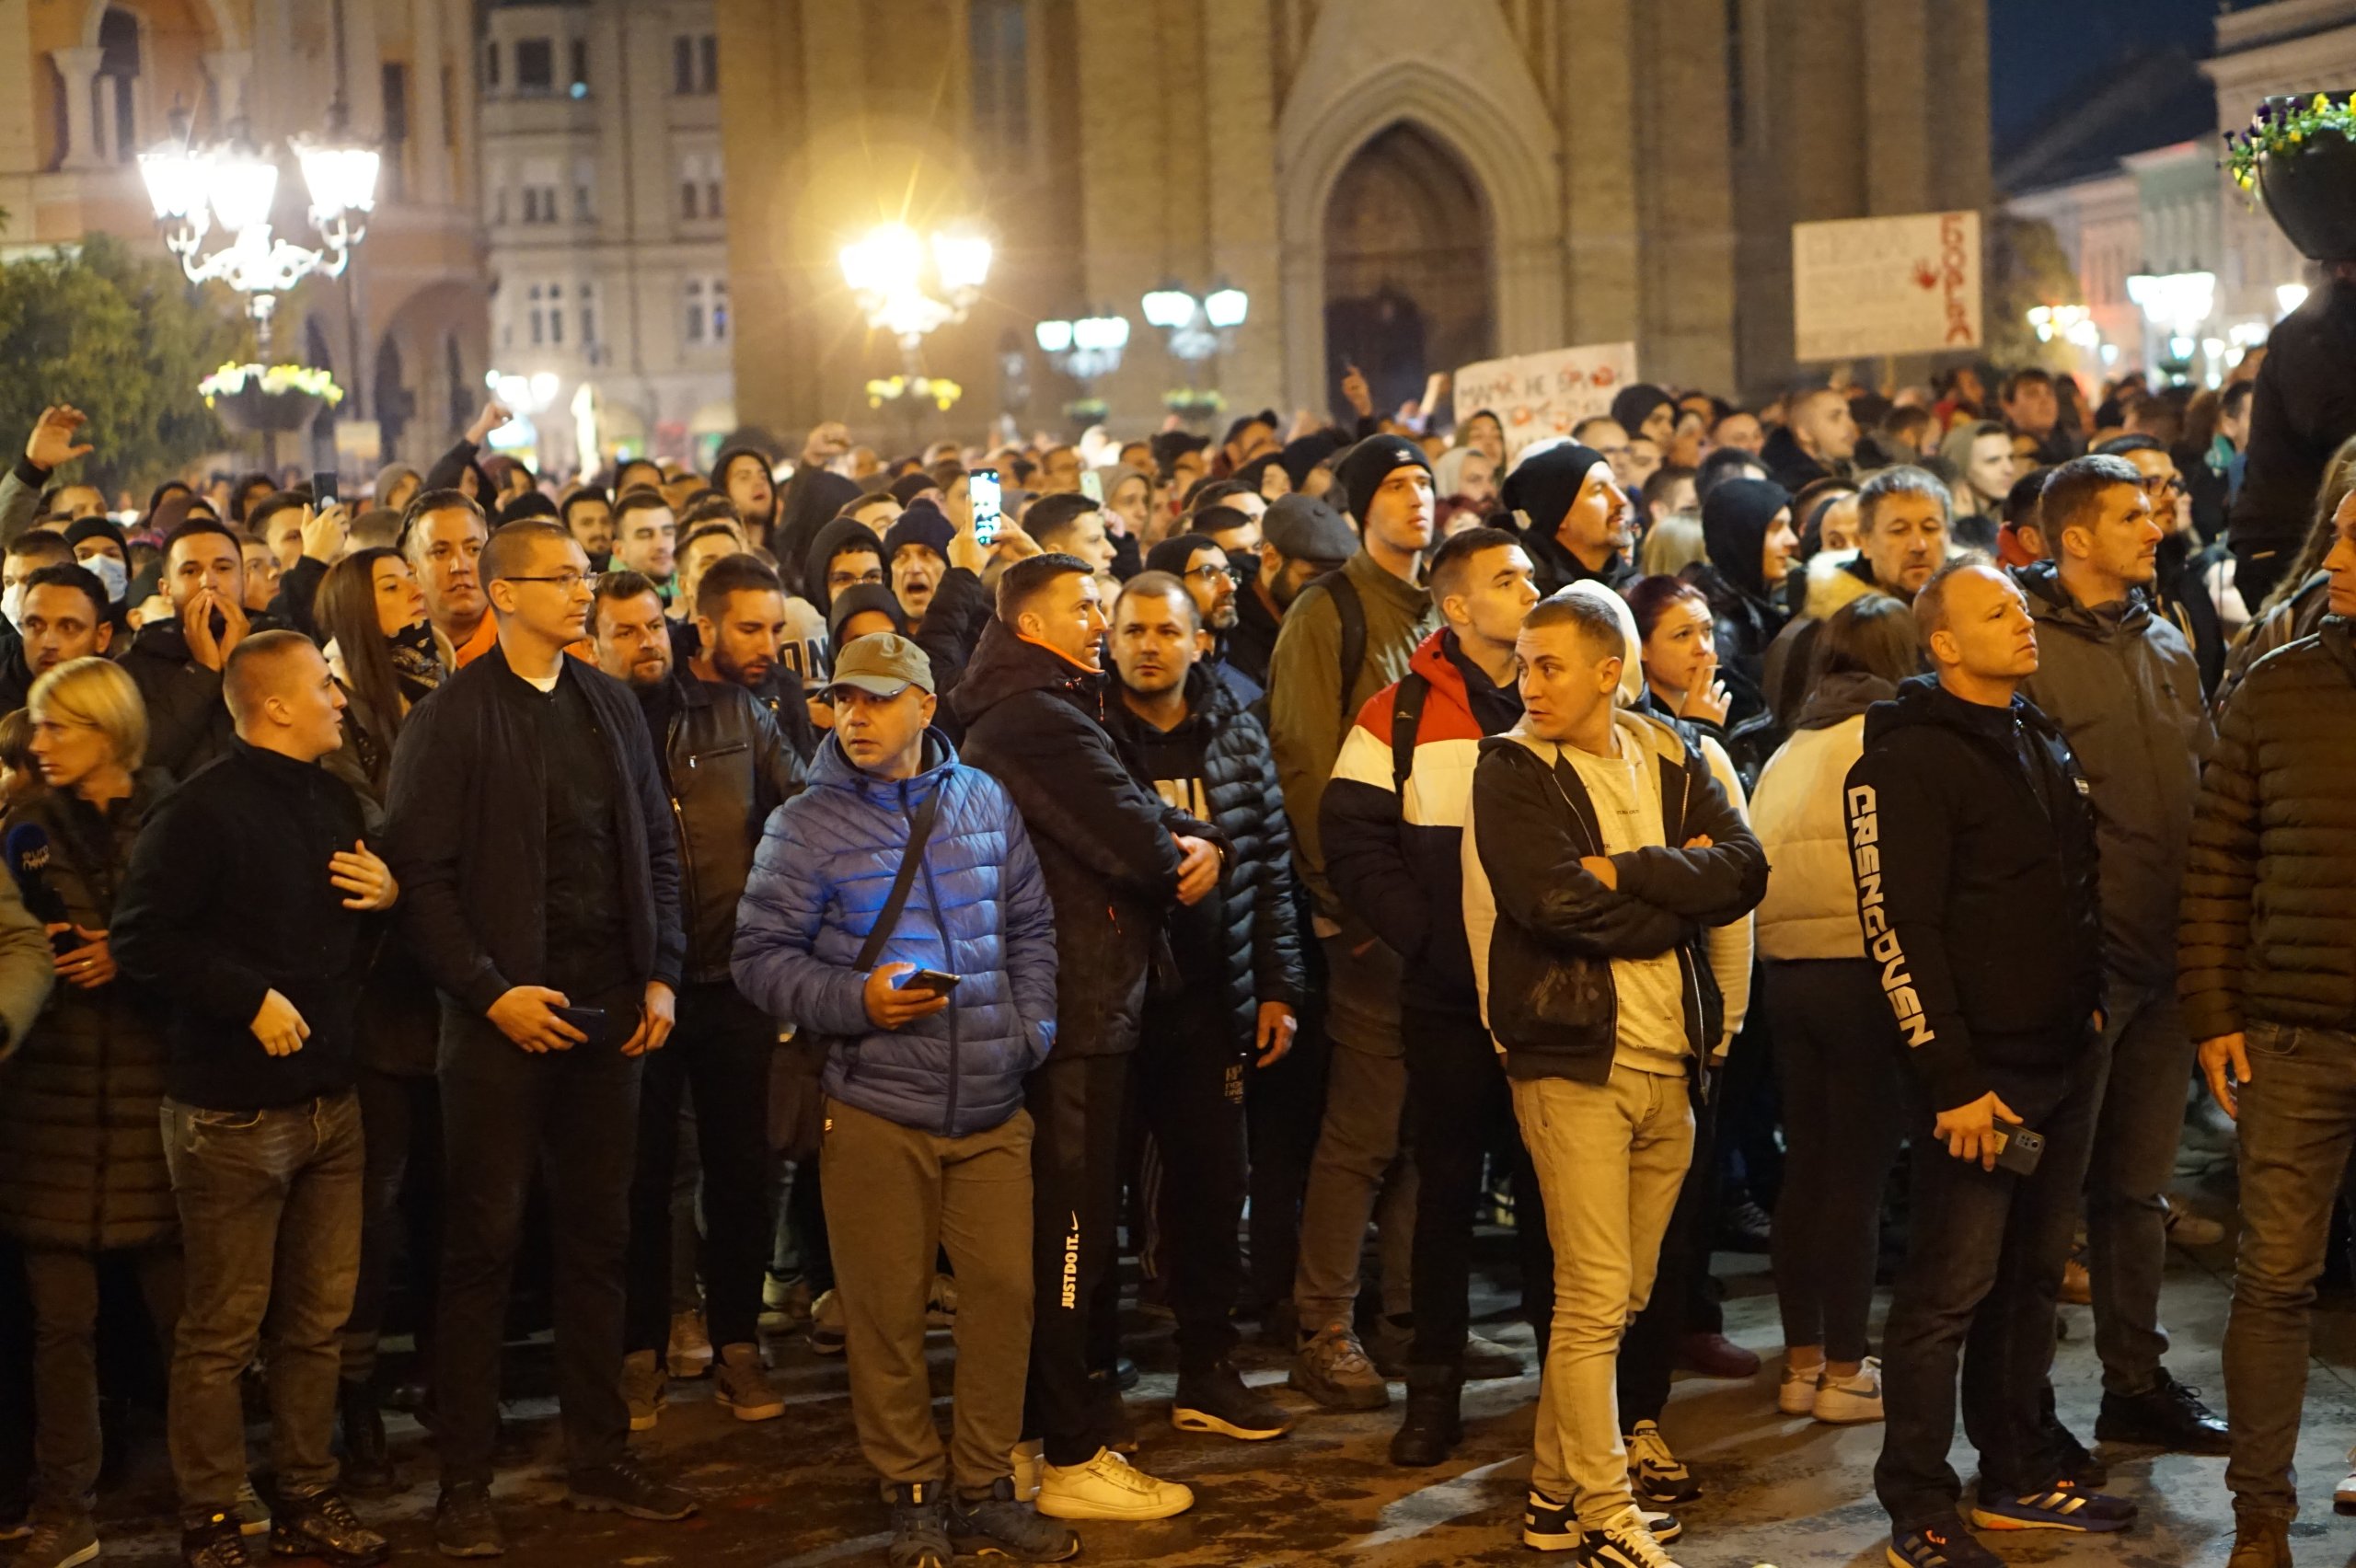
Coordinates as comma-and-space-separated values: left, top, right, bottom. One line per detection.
1322, 121, 1494, 422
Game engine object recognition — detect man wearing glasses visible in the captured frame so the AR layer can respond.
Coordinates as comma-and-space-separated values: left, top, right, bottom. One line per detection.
1145, 533, 1260, 704
2096, 435, 2227, 697
386, 520, 697, 1556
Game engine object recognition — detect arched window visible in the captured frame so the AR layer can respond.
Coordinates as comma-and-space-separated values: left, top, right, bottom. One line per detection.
97, 6, 140, 163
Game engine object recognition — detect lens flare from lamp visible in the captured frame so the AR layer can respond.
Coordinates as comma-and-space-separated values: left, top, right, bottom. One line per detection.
839, 224, 924, 297
138, 146, 209, 221
294, 140, 380, 218
206, 150, 281, 236
1142, 286, 1195, 330
1203, 286, 1249, 329
1035, 319, 1074, 353
931, 231, 993, 294
1073, 315, 1127, 352
2278, 282, 2311, 317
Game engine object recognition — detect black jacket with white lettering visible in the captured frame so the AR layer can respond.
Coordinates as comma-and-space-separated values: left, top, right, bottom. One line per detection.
1842, 675, 2103, 1114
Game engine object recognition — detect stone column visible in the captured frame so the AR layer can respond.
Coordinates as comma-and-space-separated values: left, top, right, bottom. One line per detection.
51, 47, 104, 170
1203, 0, 1283, 416
410, 0, 449, 204
1554, 0, 1639, 348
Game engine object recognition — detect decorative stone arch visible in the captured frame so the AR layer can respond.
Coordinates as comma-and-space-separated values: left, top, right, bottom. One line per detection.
1274, 6, 1563, 411
79, 0, 238, 50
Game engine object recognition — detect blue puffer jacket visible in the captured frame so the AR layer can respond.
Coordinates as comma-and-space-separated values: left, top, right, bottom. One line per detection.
732, 728, 1057, 1137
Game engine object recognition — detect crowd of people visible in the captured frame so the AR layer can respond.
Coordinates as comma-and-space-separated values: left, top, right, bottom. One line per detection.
0, 293, 2349, 1568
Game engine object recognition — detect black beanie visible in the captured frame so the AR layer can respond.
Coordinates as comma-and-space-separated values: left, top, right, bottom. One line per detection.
1333, 435, 1433, 525
1700, 478, 1792, 601
1499, 442, 1609, 539
827, 582, 910, 649
1145, 532, 1217, 578
1610, 383, 1675, 436
884, 500, 954, 561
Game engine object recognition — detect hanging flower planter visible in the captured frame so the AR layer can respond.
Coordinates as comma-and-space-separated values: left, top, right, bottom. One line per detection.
2225, 93, 2356, 263
199, 363, 346, 434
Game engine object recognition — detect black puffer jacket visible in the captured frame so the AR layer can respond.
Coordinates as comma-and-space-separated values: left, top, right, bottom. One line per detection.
2228, 279, 2356, 596
1844, 676, 2104, 1113
2182, 620, 2356, 1041
0, 777, 175, 1251
1103, 665, 1303, 1046
953, 620, 1219, 1060
120, 611, 285, 779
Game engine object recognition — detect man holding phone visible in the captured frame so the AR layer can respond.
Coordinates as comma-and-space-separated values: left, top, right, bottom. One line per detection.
385, 522, 693, 1555
1842, 560, 2122, 1568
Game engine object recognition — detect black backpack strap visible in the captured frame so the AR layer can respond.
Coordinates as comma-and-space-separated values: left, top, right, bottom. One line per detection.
1388, 672, 1429, 798
1314, 569, 1368, 742
853, 787, 944, 974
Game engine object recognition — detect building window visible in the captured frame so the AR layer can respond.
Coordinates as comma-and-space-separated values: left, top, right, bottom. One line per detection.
681, 182, 697, 220
549, 283, 564, 345
573, 156, 595, 222
685, 278, 728, 344
969, 0, 1029, 160
673, 33, 717, 95
515, 37, 554, 95
96, 6, 141, 164
485, 40, 500, 88
570, 39, 589, 97
580, 285, 597, 348
529, 283, 547, 347
381, 63, 409, 202
684, 280, 706, 344
494, 188, 507, 225
711, 279, 729, 341
677, 151, 723, 221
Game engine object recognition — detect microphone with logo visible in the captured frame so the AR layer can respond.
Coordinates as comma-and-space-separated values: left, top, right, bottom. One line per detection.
6, 823, 79, 958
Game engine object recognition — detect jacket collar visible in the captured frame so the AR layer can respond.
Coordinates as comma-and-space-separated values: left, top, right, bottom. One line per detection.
2017, 559, 2153, 638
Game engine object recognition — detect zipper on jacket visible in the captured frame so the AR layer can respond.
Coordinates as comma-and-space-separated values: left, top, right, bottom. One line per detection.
664, 709, 699, 969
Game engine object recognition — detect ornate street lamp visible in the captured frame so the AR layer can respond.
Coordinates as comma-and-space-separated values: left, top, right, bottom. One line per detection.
838, 222, 993, 361
1141, 277, 1249, 362
138, 110, 378, 354
1034, 310, 1130, 382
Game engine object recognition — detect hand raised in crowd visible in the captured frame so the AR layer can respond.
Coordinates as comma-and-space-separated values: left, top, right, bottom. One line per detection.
488, 985, 588, 1053
465, 398, 514, 446
1341, 363, 1376, 421
1679, 654, 1733, 728
250, 987, 310, 1056
1173, 834, 1220, 906
863, 963, 950, 1030
329, 839, 398, 911
182, 588, 248, 673
1254, 1001, 1297, 1068
1932, 1089, 2022, 1171
2199, 1032, 2250, 1122
621, 981, 676, 1057
47, 924, 112, 990
25, 406, 94, 470
301, 502, 352, 565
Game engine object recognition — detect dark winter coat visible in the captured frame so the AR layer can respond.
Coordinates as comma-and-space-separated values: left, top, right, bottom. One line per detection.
2181, 620, 2356, 1041
2015, 561, 2212, 988
1843, 676, 2104, 1113
642, 674, 806, 984
1761, 424, 1836, 494
2229, 279, 2356, 581
732, 731, 1057, 1137
0, 778, 175, 1251
1321, 629, 1517, 1014
1103, 666, 1304, 1048
953, 620, 1218, 1060
119, 611, 287, 779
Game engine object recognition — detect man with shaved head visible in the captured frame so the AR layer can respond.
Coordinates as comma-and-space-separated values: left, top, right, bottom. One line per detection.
1762, 388, 1859, 494
113, 629, 399, 1568
384, 519, 695, 1552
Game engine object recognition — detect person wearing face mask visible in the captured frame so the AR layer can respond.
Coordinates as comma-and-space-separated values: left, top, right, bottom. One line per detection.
1501, 442, 1637, 597
61, 517, 130, 617
1685, 478, 1798, 717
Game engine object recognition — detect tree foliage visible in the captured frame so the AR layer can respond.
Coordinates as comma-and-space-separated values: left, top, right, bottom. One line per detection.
1984, 214, 2085, 373
0, 236, 248, 499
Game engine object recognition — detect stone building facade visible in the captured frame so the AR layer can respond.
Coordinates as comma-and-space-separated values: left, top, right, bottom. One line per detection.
717, 0, 1992, 442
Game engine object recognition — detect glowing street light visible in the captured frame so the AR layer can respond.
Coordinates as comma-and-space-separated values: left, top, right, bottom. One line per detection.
1034, 310, 1129, 381
838, 221, 993, 354
1139, 277, 1250, 361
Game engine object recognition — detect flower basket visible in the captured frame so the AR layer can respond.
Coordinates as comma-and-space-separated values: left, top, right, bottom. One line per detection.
2227, 94, 2356, 262
200, 363, 346, 434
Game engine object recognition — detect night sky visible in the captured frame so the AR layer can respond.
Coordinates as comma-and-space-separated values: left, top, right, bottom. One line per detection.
1990, 0, 2218, 148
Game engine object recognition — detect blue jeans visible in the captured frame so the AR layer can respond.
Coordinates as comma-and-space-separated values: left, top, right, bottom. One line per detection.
1875, 1050, 2100, 1530
162, 1092, 364, 1520
2223, 1019, 2356, 1522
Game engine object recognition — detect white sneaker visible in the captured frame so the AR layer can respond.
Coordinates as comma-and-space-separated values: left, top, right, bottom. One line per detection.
1778, 1358, 1821, 1416
2337, 1445, 2356, 1512
1813, 1356, 1884, 1424
1583, 1505, 1684, 1568
1035, 1447, 1194, 1521
667, 1309, 713, 1378
808, 1288, 847, 1356
1011, 1438, 1044, 1503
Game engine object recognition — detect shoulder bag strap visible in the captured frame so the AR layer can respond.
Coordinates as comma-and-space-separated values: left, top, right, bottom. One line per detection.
853, 787, 945, 973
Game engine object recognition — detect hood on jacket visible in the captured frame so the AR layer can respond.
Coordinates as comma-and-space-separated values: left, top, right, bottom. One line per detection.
1864, 672, 2055, 753
949, 617, 1103, 727
1701, 478, 1792, 602
803, 515, 886, 619
1761, 423, 1832, 491
1495, 700, 1693, 776
1610, 384, 1674, 438
807, 722, 956, 799
1799, 548, 1890, 622
827, 582, 911, 649
1556, 579, 1647, 708
1795, 668, 1898, 731
2015, 558, 2154, 639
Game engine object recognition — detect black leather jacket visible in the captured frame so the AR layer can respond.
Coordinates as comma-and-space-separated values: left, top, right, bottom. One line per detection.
651, 674, 807, 986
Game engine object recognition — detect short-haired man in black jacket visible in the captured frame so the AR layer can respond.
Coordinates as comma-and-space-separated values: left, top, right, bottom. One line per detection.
687, 553, 818, 762
120, 518, 273, 779
1103, 571, 1301, 1447
1844, 559, 2127, 1568
953, 553, 1221, 1522
1461, 588, 1765, 1564
384, 521, 695, 1555
113, 631, 399, 1568
590, 571, 804, 1431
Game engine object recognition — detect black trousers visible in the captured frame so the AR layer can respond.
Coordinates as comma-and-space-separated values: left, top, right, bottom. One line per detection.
344, 1068, 444, 1386
1875, 1051, 2103, 1529
624, 981, 777, 1357
1245, 1011, 1328, 1314
434, 986, 642, 1488
1137, 995, 1250, 1374
1403, 1001, 1553, 1365
1022, 1054, 1128, 1467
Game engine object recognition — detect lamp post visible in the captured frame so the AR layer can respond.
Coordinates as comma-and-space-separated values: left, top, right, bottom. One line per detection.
1141, 279, 1247, 422
1033, 311, 1131, 382
838, 221, 993, 368
138, 111, 379, 358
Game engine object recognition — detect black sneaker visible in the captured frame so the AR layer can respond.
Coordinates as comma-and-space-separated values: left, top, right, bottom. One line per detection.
1521, 1488, 1577, 1553
433, 1487, 504, 1559
564, 1458, 698, 1522
1171, 1363, 1294, 1441
1887, 1517, 2003, 1568
271, 1490, 387, 1565
179, 1513, 252, 1568
2094, 1368, 2231, 1455
947, 1479, 1080, 1562
888, 1482, 951, 1568
338, 1379, 394, 1496
1969, 1478, 2137, 1533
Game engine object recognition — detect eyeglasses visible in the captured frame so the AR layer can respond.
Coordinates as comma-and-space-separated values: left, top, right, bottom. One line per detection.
2141, 476, 2187, 500
502, 571, 592, 593
1182, 563, 1240, 583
